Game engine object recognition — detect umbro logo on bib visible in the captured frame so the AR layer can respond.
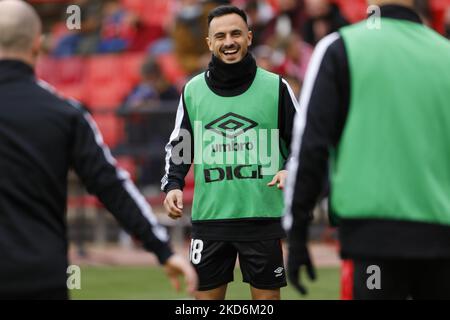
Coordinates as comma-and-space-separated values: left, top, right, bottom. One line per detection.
205, 112, 258, 139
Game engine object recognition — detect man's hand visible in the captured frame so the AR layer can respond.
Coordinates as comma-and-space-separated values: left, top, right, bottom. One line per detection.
164, 189, 183, 219
287, 219, 316, 295
163, 253, 198, 296
267, 170, 288, 190
288, 241, 316, 295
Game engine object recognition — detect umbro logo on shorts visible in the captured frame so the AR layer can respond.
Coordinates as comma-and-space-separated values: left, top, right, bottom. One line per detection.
274, 267, 284, 277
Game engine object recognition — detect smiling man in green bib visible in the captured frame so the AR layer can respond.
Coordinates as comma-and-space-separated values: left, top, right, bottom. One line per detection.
161, 5, 299, 300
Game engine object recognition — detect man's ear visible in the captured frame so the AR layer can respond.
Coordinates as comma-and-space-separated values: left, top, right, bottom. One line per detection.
30, 34, 43, 65
206, 37, 213, 52
248, 30, 253, 47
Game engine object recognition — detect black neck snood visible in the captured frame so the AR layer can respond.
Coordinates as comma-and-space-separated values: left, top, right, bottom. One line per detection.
205, 53, 257, 97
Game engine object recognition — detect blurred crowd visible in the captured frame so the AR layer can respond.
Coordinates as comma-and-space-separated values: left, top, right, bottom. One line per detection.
35, 0, 450, 107
36, 0, 354, 102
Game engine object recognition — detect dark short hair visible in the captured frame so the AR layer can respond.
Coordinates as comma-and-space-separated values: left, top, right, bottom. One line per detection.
207, 5, 248, 27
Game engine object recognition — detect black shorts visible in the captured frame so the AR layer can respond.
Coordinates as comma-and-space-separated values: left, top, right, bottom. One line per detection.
190, 238, 287, 291
348, 258, 450, 300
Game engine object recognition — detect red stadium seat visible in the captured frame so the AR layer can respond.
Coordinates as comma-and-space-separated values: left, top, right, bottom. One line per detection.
55, 83, 86, 103
36, 56, 58, 84
85, 55, 123, 84
141, 0, 173, 27
430, 0, 450, 34
334, 0, 367, 23
84, 55, 136, 110
121, 0, 145, 14
91, 113, 125, 148
120, 0, 168, 47
84, 80, 131, 110
120, 52, 146, 87
431, 0, 450, 10
57, 57, 85, 85
36, 58, 86, 103
267, 0, 279, 13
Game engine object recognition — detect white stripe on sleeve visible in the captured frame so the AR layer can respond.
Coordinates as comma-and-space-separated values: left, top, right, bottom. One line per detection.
83, 112, 169, 242
282, 78, 301, 113
161, 95, 185, 191
283, 32, 340, 231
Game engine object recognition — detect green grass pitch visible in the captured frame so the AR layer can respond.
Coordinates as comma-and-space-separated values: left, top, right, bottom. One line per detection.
70, 266, 340, 300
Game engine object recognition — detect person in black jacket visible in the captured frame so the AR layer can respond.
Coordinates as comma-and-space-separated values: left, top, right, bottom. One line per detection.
0, 0, 197, 299
286, 0, 450, 299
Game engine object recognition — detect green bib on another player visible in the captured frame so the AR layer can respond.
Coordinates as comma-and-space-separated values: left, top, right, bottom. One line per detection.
332, 19, 450, 225
184, 68, 285, 221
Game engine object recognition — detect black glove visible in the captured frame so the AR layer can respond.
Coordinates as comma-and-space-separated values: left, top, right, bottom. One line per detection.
287, 217, 316, 295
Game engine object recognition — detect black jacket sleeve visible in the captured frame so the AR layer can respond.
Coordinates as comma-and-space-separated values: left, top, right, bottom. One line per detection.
279, 78, 301, 168
161, 92, 193, 193
285, 32, 350, 221
70, 105, 173, 264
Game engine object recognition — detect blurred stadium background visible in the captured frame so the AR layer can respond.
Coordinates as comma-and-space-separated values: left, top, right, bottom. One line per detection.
28, 0, 450, 299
